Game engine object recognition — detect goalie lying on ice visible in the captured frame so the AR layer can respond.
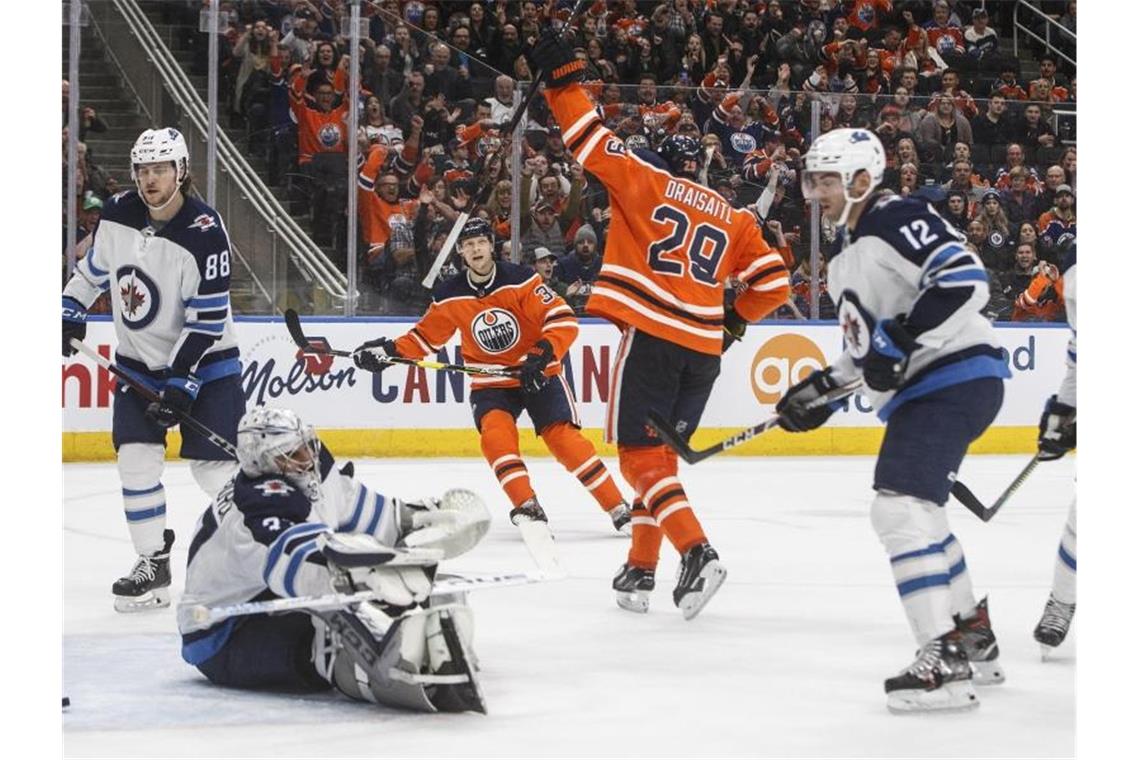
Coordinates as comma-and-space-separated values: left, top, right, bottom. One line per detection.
176, 406, 492, 713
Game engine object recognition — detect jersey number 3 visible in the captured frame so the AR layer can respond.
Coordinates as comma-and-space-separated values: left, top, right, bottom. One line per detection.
647, 205, 727, 286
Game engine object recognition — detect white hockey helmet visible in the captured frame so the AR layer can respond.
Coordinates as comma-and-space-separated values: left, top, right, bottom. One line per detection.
237, 406, 322, 498
801, 128, 885, 226
130, 127, 190, 184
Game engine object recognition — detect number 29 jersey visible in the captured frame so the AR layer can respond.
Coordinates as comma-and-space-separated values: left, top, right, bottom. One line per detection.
543, 83, 790, 356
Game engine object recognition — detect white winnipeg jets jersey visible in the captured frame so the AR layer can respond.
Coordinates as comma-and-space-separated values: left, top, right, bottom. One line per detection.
828, 193, 1011, 420
1057, 246, 1076, 407
63, 190, 239, 380
177, 448, 400, 665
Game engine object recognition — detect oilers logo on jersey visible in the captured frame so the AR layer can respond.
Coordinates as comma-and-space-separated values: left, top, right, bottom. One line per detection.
729, 132, 757, 154
471, 308, 521, 354
116, 266, 161, 329
318, 122, 342, 148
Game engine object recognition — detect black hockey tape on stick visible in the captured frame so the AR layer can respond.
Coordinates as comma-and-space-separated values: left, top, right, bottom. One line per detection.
284, 309, 519, 378
950, 453, 1045, 522
420, 0, 593, 289
68, 339, 237, 459
648, 380, 863, 464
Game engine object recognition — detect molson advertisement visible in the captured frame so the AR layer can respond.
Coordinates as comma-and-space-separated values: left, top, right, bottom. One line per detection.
63, 318, 1068, 460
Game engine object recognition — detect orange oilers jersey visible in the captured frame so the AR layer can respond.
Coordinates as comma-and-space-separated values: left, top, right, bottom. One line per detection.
356, 145, 420, 258
543, 83, 791, 356
391, 261, 579, 391
289, 71, 350, 164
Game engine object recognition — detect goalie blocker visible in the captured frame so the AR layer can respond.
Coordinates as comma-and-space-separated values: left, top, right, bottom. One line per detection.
177, 407, 492, 713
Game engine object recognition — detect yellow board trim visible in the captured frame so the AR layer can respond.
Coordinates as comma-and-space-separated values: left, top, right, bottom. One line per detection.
63, 426, 1038, 462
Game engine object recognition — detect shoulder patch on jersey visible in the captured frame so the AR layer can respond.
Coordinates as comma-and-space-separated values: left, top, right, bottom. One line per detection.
252, 479, 295, 497
233, 473, 312, 524
188, 213, 219, 232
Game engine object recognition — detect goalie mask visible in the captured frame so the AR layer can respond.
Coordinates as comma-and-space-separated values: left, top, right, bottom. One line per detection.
236, 406, 322, 500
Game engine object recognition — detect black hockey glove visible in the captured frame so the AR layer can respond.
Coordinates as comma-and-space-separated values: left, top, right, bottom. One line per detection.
62, 296, 87, 357
862, 318, 920, 392
529, 29, 586, 88
353, 337, 400, 374
146, 375, 201, 428
776, 367, 844, 432
518, 339, 554, 394
722, 307, 748, 353
1037, 395, 1076, 461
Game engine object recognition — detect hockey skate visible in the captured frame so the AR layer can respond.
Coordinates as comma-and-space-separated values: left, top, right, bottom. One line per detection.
884, 631, 978, 714
612, 563, 655, 613
112, 529, 175, 612
955, 596, 1005, 685
672, 543, 726, 620
1033, 594, 1076, 659
608, 502, 632, 536
509, 498, 548, 525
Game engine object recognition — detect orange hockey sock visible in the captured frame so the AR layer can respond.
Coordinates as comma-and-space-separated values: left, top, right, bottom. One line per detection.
619, 444, 707, 554
479, 410, 535, 508
627, 498, 662, 570
542, 421, 625, 512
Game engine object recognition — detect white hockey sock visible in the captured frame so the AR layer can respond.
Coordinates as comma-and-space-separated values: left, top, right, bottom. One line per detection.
871, 493, 956, 645
930, 507, 978, 619
117, 443, 167, 555
1051, 500, 1076, 605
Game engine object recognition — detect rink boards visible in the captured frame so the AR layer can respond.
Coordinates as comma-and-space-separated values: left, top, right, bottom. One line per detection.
61, 318, 1068, 460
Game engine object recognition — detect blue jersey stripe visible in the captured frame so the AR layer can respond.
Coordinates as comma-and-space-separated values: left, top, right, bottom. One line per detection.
365, 493, 386, 534
878, 355, 1011, 421
262, 523, 327, 584
125, 504, 167, 522
897, 573, 951, 597
1058, 543, 1076, 571
342, 487, 367, 532
186, 322, 226, 334
930, 269, 987, 284
282, 540, 320, 596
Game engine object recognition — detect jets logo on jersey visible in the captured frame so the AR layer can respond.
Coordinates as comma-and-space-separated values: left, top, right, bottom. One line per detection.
318, 123, 342, 148
730, 132, 757, 154
470, 308, 521, 354
115, 266, 161, 330
837, 292, 874, 364
189, 214, 218, 232
253, 479, 295, 497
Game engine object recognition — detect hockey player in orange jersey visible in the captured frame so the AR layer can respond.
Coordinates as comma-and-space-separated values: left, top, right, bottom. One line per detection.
351, 218, 632, 536
531, 30, 791, 619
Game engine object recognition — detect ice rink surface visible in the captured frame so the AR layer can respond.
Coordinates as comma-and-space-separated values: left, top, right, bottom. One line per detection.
64, 454, 1075, 758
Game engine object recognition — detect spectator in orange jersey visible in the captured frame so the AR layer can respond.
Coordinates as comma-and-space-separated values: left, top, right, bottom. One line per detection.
993, 143, 1040, 193
1037, 185, 1076, 251
1012, 259, 1065, 323
289, 71, 355, 246
991, 61, 1027, 101
356, 120, 423, 262
351, 218, 634, 537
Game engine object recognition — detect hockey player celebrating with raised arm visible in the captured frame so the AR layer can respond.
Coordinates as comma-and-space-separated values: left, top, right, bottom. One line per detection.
776, 128, 1012, 713
61, 128, 245, 612
178, 407, 491, 713
529, 30, 790, 619
352, 218, 634, 540
1033, 242, 1077, 656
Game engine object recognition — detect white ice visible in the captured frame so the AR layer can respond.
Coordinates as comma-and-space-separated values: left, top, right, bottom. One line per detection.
64, 455, 1075, 758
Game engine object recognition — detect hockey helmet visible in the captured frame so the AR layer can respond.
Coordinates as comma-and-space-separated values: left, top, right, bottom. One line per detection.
456, 217, 493, 246
657, 134, 702, 179
130, 127, 191, 184
236, 407, 322, 499
801, 127, 885, 225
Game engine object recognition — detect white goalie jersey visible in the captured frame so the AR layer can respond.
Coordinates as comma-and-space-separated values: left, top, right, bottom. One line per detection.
827, 193, 1012, 420
63, 190, 240, 382
178, 447, 401, 664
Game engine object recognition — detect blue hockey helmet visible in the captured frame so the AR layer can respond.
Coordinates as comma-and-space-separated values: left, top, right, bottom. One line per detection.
457, 217, 493, 245
657, 134, 702, 179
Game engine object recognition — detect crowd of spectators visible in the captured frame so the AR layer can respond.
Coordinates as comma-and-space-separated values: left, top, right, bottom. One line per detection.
152, 0, 1076, 320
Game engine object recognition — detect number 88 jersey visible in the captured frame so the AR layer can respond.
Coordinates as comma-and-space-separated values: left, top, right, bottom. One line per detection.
543, 83, 791, 356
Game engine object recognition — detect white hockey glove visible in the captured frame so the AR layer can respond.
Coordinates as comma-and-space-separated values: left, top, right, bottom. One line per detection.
319, 533, 441, 611
397, 488, 491, 559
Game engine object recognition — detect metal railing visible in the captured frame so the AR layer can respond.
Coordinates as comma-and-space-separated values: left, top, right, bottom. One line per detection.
1014, 1, 1076, 68
86, 0, 352, 313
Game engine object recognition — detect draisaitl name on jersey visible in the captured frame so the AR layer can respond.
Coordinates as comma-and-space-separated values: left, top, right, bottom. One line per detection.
663, 179, 734, 224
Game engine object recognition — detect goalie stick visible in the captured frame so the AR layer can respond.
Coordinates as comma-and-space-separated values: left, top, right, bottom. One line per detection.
284, 308, 518, 378
949, 452, 1046, 523
420, 0, 593, 288
189, 569, 555, 626
647, 380, 864, 464
68, 338, 237, 458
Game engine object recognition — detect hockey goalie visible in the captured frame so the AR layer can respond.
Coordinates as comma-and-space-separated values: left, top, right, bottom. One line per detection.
176, 406, 492, 713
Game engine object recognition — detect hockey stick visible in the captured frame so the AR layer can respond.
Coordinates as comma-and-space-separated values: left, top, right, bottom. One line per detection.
647, 380, 864, 465
68, 338, 237, 458
283, 308, 519, 378
420, 0, 593, 288
950, 452, 1046, 523
189, 569, 555, 626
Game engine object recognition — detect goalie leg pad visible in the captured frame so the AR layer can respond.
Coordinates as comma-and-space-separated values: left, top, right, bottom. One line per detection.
116, 443, 168, 555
